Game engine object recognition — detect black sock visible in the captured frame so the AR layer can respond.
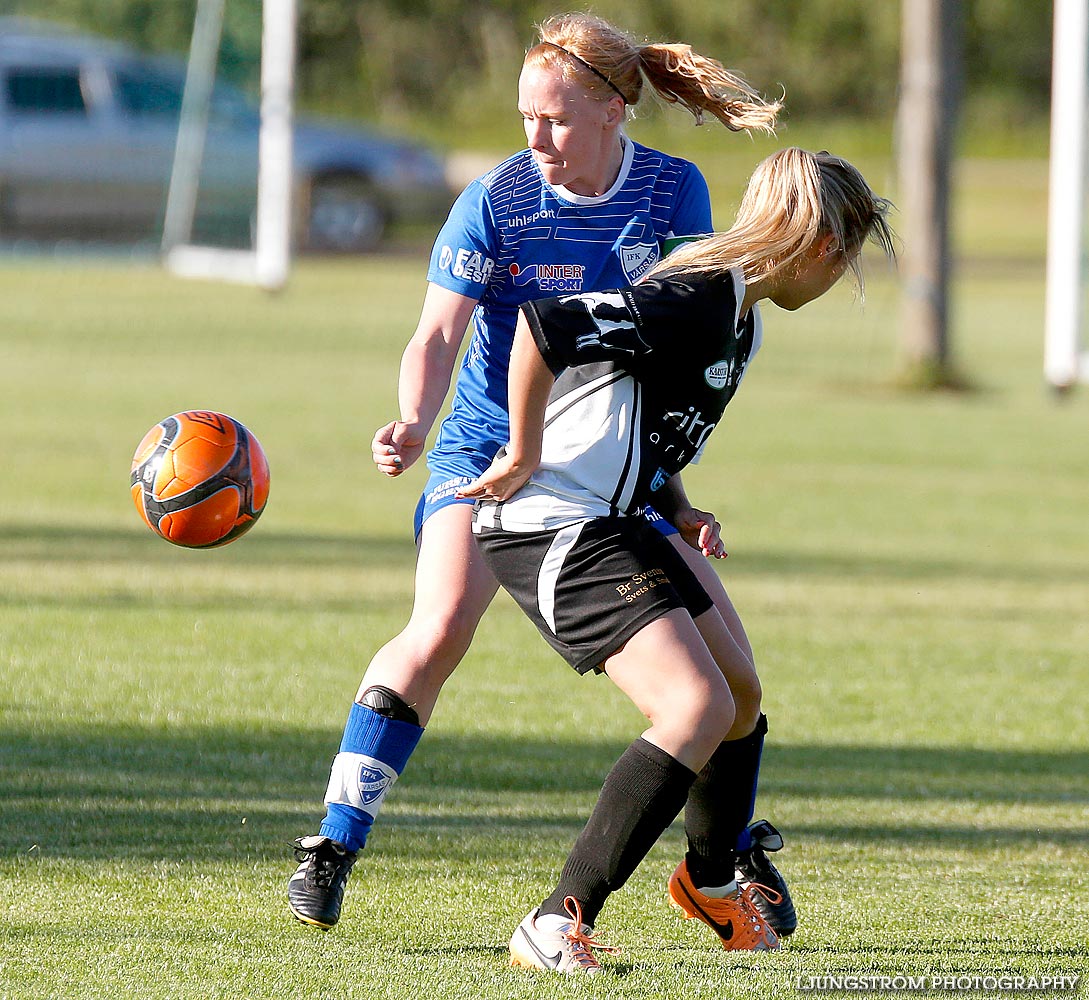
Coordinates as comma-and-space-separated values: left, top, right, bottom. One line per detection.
539, 737, 696, 926
684, 714, 768, 889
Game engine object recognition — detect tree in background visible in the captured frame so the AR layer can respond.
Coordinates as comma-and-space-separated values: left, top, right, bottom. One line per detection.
3, 0, 1051, 143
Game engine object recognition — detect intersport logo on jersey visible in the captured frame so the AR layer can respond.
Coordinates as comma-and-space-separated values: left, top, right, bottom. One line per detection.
509, 261, 585, 292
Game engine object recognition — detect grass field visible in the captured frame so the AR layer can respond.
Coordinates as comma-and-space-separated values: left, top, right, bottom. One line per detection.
1, 156, 1087, 998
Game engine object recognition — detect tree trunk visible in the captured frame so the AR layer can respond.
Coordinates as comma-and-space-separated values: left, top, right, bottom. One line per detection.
898, 0, 964, 388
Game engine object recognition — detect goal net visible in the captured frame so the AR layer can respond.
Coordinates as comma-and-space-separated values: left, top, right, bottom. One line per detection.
162, 0, 295, 291
1044, 0, 1089, 390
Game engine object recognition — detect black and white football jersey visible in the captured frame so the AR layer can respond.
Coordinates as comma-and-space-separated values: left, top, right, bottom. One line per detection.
474, 267, 762, 532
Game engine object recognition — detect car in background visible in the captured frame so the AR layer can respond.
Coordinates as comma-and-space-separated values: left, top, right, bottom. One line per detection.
0, 18, 454, 252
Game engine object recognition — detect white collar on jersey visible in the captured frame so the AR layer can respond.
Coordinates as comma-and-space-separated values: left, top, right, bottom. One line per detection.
550, 134, 635, 206
729, 266, 764, 361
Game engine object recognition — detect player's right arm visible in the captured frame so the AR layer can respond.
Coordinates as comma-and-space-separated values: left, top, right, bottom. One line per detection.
372, 283, 479, 476
375, 178, 498, 477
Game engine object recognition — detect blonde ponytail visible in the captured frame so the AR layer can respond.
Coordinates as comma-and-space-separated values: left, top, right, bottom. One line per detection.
527, 13, 779, 136
636, 43, 779, 134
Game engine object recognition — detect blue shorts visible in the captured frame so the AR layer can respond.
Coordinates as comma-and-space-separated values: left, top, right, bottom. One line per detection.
413, 448, 497, 538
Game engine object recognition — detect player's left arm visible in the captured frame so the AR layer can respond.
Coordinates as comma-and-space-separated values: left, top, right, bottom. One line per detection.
654, 475, 727, 559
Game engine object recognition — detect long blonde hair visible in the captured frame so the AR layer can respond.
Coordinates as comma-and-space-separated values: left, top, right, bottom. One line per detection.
526, 12, 780, 134
649, 148, 896, 292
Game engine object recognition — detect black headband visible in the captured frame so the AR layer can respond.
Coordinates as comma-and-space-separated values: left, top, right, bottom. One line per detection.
541, 41, 627, 103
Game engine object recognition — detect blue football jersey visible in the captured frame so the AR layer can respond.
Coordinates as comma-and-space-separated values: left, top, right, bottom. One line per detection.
424, 138, 712, 469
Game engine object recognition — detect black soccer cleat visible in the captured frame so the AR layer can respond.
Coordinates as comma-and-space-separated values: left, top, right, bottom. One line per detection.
735, 819, 798, 937
287, 835, 359, 929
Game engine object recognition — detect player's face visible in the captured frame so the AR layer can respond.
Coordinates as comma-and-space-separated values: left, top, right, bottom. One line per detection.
517, 64, 625, 197
771, 241, 854, 311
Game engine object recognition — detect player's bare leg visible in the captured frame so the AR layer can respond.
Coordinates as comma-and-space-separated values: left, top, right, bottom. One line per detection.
670, 535, 797, 936
602, 609, 736, 770
517, 611, 734, 959
669, 535, 754, 668
519, 612, 774, 956
289, 503, 497, 928
357, 502, 499, 724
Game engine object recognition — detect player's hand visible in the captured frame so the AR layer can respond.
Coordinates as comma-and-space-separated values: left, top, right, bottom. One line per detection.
674, 506, 727, 559
372, 420, 426, 477
456, 453, 535, 502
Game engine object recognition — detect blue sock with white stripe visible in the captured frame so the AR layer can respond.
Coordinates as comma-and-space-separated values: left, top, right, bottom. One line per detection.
319, 702, 424, 852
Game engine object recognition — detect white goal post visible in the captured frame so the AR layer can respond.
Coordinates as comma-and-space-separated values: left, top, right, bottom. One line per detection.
161, 0, 296, 291
1044, 0, 1089, 389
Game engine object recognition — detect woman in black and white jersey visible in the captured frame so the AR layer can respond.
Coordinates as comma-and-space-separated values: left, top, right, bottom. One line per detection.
459, 147, 896, 975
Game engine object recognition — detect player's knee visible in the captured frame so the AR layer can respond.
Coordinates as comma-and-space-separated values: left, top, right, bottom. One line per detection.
685, 683, 736, 746
729, 672, 763, 729
357, 685, 420, 726
405, 605, 482, 664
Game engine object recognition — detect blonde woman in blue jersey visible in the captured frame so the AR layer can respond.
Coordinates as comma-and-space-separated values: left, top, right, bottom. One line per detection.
461, 148, 896, 973
288, 12, 784, 933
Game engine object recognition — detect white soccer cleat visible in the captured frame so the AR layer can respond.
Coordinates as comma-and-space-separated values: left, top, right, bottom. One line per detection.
509, 896, 617, 975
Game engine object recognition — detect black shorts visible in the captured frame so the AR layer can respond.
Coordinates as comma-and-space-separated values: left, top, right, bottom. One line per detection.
474, 516, 712, 675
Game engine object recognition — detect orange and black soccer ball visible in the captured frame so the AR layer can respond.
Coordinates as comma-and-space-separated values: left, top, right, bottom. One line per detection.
130, 410, 270, 548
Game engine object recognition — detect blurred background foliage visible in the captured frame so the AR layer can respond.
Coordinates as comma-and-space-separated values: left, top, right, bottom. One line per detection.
1, 0, 1053, 153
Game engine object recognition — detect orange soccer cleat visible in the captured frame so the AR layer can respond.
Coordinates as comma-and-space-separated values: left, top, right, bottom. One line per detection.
668, 858, 781, 951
